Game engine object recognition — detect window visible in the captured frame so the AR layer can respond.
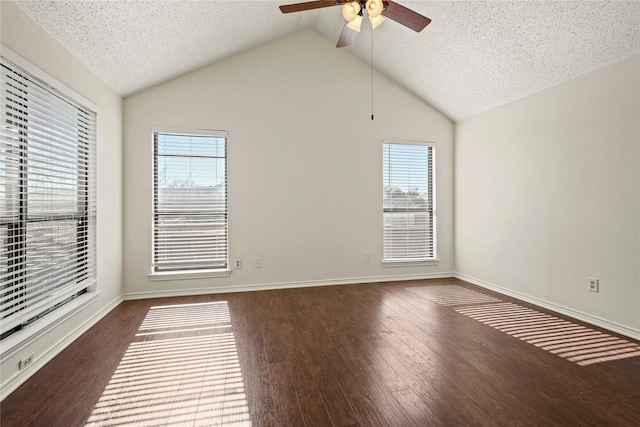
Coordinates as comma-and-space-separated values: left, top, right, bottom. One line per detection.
152, 130, 228, 275
1, 52, 97, 342
382, 141, 436, 263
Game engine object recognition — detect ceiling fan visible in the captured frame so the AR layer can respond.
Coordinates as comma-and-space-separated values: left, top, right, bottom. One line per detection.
279, 0, 431, 48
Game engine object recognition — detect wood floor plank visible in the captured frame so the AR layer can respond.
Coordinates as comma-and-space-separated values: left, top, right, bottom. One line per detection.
230, 294, 275, 417
296, 344, 359, 427
264, 361, 305, 426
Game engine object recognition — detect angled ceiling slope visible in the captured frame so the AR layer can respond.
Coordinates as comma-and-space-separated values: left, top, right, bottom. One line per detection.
12, 0, 640, 121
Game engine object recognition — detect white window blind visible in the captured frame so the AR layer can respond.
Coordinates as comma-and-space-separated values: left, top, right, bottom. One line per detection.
0, 55, 97, 340
383, 142, 435, 261
153, 130, 228, 272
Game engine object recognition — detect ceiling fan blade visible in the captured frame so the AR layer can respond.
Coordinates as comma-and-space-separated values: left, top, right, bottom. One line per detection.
382, 0, 431, 32
336, 22, 356, 48
279, 1, 343, 14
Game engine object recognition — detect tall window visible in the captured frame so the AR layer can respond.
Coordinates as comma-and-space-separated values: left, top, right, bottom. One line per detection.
152, 130, 227, 273
1, 53, 97, 341
382, 141, 436, 261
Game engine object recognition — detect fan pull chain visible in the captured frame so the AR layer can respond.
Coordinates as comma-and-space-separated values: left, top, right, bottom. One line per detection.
371, 22, 374, 120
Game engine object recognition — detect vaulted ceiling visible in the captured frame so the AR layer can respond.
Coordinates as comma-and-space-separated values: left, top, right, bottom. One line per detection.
12, 0, 640, 120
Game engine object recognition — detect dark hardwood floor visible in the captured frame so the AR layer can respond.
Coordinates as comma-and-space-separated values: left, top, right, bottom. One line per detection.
2, 278, 640, 426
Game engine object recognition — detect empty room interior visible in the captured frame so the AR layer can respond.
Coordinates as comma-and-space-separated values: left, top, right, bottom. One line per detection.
1, 0, 639, 425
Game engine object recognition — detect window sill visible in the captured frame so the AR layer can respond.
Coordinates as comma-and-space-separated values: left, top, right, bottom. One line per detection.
381, 259, 439, 268
148, 269, 232, 281
0, 291, 99, 360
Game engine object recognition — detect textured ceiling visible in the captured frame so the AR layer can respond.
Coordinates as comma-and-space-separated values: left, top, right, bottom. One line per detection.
12, 0, 640, 120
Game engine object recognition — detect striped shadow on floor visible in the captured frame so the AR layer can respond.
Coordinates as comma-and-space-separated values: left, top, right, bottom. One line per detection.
455, 302, 640, 366
408, 285, 640, 366
406, 285, 503, 306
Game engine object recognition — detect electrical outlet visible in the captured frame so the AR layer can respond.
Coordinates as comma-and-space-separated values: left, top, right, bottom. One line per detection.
19, 353, 34, 371
588, 277, 599, 293
234, 258, 242, 269
364, 252, 371, 262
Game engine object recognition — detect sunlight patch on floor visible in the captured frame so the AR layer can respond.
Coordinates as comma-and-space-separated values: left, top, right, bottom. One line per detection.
85, 301, 251, 426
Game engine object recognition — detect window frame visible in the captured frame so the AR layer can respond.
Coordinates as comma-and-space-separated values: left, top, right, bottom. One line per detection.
149, 128, 230, 280
381, 140, 438, 267
0, 46, 98, 357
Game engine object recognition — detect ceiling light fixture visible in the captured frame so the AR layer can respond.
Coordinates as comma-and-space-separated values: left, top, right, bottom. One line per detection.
342, 1, 362, 32
366, 0, 385, 27
347, 14, 363, 32
342, 0, 386, 33
369, 14, 385, 29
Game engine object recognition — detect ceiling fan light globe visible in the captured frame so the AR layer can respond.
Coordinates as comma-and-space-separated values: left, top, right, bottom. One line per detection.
366, 0, 384, 18
346, 14, 363, 32
369, 14, 385, 29
342, 1, 361, 22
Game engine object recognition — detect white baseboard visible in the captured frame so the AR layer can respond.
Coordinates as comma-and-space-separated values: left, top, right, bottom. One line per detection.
123, 272, 456, 300
0, 295, 123, 401
455, 273, 640, 341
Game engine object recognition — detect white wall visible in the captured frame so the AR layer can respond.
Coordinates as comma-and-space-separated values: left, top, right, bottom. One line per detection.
0, 1, 124, 398
123, 28, 454, 297
455, 54, 640, 338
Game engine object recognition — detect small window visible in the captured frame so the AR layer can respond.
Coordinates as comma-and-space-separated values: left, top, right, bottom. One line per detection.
152, 129, 228, 274
1, 52, 97, 341
382, 141, 436, 263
